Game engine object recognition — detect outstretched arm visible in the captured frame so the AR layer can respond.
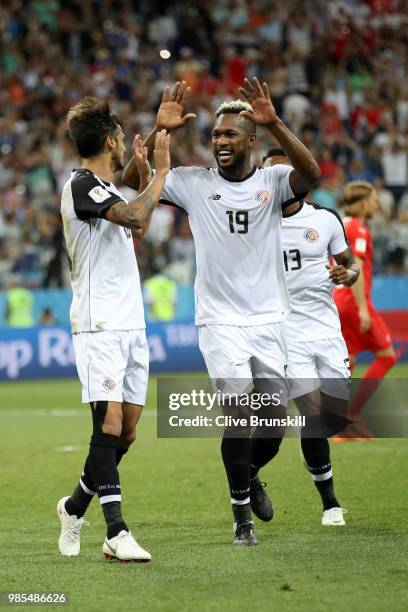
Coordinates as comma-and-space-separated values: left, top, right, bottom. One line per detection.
106, 131, 170, 235
239, 77, 321, 199
122, 81, 196, 190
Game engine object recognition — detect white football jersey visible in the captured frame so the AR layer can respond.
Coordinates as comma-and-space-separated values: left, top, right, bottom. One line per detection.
160, 165, 294, 326
61, 169, 145, 333
281, 202, 348, 341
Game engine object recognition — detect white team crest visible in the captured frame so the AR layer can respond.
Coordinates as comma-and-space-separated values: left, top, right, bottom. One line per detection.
304, 228, 319, 242
102, 378, 116, 391
254, 190, 271, 205
88, 186, 110, 203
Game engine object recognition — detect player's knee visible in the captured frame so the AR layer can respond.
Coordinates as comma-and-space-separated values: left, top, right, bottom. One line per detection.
91, 401, 122, 437
103, 418, 122, 437
367, 353, 397, 379
380, 354, 397, 368
120, 430, 136, 447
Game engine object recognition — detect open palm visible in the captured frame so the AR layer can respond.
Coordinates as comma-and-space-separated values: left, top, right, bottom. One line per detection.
132, 134, 151, 183
157, 81, 196, 131
238, 77, 278, 126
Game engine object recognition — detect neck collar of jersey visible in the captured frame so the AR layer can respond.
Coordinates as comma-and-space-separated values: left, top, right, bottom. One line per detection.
217, 165, 257, 182
74, 168, 112, 187
283, 200, 304, 218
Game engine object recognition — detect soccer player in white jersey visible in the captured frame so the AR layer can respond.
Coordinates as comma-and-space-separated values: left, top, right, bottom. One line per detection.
123, 79, 321, 546
58, 97, 171, 562
250, 148, 360, 526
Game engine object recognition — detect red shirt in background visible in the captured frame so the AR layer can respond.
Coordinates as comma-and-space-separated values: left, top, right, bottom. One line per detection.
334, 216, 373, 308
334, 215, 392, 353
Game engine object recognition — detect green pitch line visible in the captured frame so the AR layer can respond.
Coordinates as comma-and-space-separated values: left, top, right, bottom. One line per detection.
0, 373, 408, 612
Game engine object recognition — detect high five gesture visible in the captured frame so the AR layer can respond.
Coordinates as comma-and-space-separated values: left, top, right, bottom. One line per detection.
157, 81, 197, 132
238, 77, 278, 126
238, 76, 320, 198
123, 81, 196, 189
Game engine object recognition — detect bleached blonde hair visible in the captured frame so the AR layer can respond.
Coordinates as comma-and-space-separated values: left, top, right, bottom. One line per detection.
215, 99, 253, 117
342, 181, 374, 216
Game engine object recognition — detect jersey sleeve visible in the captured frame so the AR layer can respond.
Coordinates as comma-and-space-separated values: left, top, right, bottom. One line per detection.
159, 167, 198, 213
327, 210, 349, 255
71, 171, 123, 221
265, 164, 296, 209
347, 221, 368, 259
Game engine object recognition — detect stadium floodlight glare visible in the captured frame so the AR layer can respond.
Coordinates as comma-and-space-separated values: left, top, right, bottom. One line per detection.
160, 49, 171, 59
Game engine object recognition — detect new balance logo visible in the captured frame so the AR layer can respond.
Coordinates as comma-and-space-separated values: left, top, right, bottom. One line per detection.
209, 193, 221, 200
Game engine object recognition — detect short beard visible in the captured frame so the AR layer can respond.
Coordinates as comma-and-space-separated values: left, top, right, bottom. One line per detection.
111, 153, 124, 173
215, 149, 247, 174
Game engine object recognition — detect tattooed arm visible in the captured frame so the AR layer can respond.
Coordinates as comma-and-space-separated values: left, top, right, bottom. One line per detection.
129, 134, 153, 238
327, 247, 360, 287
105, 130, 170, 235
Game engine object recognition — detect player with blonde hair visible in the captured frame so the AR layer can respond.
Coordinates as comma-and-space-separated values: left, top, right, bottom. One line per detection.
333, 181, 397, 440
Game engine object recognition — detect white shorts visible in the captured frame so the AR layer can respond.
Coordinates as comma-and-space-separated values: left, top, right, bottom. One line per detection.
72, 329, 149, 405
198, 323, 288, 404
287, 335, 351, 400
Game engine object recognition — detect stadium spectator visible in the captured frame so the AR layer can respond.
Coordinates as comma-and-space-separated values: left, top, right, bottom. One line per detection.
387, 191, 408, 273
39, 306, 56, 326
381, 140, 408, 205
0, 0, 406, 289
144, 269, 177, 322
5, 277, 35, 327
318, 146, 341, 180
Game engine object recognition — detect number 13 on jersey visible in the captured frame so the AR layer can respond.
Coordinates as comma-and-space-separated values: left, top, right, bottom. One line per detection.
283, 249, 302, 271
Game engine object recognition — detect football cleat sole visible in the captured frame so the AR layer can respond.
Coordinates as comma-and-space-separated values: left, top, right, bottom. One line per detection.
103, 552, 150, 564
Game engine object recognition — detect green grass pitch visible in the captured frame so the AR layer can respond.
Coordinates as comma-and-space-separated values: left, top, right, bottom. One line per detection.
1, 366, 408, 612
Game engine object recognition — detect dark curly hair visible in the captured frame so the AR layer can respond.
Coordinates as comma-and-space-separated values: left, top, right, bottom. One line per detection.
66, 97, 122, 158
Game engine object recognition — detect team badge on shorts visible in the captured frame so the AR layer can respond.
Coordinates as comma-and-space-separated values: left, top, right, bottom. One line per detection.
304, 228, 319, 242
102, 378, 116, 391
254, 190, 271, 205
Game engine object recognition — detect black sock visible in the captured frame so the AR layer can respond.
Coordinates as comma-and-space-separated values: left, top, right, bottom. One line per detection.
221, 434, 251, 506
116, 446, 128, 466
301, 437, 340, 510
65, 456, 95, 518
88, 432, 128, 536
103, 503, 128, 539
65, 445, 130, 518
250, 432, 283, 479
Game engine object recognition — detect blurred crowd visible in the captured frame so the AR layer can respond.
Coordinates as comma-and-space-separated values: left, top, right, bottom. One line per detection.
1, 0, 408, 297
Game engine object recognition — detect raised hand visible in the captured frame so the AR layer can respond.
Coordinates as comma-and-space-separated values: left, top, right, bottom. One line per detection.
156, 81, 197, 132
154, 129, 171, 175
132, 134, 152, 185
238, 77, 277, 126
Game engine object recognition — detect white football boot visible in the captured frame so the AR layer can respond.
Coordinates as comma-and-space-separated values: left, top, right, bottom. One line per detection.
57, 496, 86, 556
322, 507, 347, 526
103, 530, 151, 563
